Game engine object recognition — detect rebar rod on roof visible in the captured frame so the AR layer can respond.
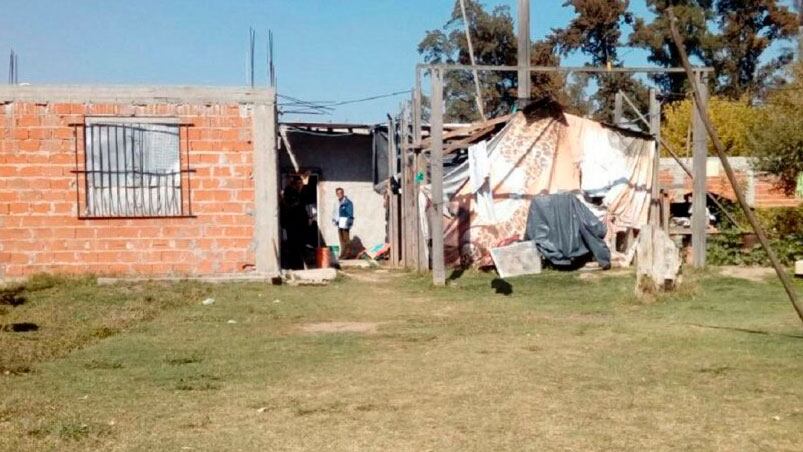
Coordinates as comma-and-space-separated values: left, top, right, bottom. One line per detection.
268, 29, 276, 88
248, 27, 256, 88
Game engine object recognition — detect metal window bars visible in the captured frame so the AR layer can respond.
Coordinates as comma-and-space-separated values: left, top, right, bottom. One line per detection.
71, 121, 196, 219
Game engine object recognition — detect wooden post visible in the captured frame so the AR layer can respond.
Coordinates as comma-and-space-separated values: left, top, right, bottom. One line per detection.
399, 107, 412, 269
517, 0, 531, 105
649, 88, 661, 226
413, 69, 423, 148
691, 71, 708, 268
413, 89, 427, 272
614, 91, 624, 126
430, 68, 446, 286
413, 72, 428, 271
662, 191, 671, 233
418, 158, 430, 271
406, 115, 420, 271
387, 116, 399, 267
669, 9, 803, 324
798, 0, 802, 62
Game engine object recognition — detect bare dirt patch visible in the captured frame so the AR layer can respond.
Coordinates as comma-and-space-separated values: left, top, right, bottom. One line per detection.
340, 269, 403, 284
719, 266, 775, 283
578, 269, 632, 281
300, 322, 382, 334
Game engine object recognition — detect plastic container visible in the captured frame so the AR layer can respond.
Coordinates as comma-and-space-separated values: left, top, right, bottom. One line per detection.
316, 247, 331, 268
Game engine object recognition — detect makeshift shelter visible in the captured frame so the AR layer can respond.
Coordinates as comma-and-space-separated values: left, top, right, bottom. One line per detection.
420, 100, 657, 268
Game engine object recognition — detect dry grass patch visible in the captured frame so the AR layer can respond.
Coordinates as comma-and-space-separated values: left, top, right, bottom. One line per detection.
719, 265, 776, 282
300, 321, 383, 334
0, 268, 801, 451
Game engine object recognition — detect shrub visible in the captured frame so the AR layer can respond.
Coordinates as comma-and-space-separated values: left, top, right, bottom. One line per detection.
707, 205, 803, 266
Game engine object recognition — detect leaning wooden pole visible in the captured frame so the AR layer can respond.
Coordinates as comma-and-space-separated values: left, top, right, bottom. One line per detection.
459, 0, 487, 120
618, 90, 744, 230
669, 9, 803, 324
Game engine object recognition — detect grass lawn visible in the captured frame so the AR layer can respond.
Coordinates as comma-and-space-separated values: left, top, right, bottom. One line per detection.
1, 268, 802, 451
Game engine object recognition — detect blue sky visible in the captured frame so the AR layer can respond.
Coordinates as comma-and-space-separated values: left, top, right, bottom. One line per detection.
0, 1, 795, 123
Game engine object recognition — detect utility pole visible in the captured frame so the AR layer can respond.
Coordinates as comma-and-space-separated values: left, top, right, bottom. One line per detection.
517, 0, 531, 107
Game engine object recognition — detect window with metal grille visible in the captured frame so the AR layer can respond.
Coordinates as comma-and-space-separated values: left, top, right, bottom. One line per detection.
75, 118, 194, 219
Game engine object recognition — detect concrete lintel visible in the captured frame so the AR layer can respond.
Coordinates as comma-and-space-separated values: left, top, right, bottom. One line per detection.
85, 116, 183, 125
0, 85, 275, 106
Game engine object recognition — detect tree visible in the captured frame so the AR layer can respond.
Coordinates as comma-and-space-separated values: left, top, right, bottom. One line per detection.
631, 1, 797, 100
418, 0, 564, 122
629, 1, 715, 96
749, 63, 803, 194
551, 0, 633, 67
418, 1, 516, 122
550, 0, 649, 122
662, 96, 764, 157
711, 0, 798, 99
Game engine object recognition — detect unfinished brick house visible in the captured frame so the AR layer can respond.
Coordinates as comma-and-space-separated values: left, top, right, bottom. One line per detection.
659, 157, 802, 208
0, 86, 280, 278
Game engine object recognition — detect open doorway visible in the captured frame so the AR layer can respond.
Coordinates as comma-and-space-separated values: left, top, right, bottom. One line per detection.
279, 170, 325, 269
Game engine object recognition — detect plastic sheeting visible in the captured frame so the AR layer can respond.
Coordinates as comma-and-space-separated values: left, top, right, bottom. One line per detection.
524, 193, 611, 268
420, 99, 656, 268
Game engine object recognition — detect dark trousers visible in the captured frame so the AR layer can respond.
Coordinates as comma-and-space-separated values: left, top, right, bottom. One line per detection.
338, 228, 350, 259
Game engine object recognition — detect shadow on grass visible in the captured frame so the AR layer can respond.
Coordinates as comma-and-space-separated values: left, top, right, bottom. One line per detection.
447, 268, 465, 281
0, 287, 27, 307
1, 322, 39, 333
686, 323, 803, 340
491, 278, 513, 296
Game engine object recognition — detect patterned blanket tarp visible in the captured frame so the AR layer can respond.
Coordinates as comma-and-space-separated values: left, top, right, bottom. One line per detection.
422, 102, 656, 268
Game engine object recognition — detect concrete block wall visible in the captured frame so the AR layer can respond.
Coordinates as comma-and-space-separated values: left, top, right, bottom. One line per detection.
0, 98, 260, 278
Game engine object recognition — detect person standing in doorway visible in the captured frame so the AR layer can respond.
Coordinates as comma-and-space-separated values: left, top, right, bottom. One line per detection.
282, 176, 309, 269
332, 187, 354, 259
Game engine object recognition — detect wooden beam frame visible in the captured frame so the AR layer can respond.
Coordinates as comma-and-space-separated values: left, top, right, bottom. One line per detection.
406, 61, 712, 285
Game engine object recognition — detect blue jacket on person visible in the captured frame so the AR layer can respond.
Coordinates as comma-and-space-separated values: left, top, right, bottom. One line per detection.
333, 196, 354, 230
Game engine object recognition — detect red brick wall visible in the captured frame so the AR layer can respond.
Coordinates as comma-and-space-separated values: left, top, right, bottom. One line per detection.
658, 168, 800, 208
751, 174, 800, 208
0, 102, 256, 277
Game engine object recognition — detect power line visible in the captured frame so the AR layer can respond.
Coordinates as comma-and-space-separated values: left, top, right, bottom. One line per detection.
277, 89, 413, 118
328, 89, 412, 106
279, 89, 412, 108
